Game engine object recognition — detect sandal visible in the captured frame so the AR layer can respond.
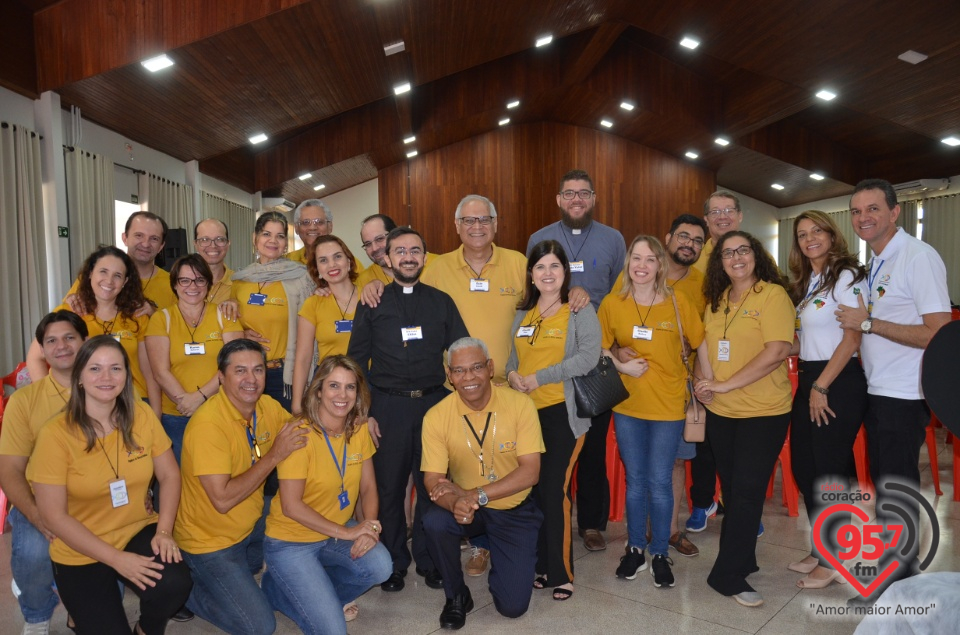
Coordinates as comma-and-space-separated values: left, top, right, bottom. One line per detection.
533, 574, 548, 589
796, 569, 847, 589
787, 558, 819, 574
552, 584, 574, 601
343, 602, 359, 622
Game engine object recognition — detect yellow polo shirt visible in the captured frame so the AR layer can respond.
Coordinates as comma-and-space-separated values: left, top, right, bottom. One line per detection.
599, 291, 704, 420
297, 286, 359, 361
515, 305, 569, 409
421, 245, 526, 382
702, 282, 794, 417
231, 280, 289, 362
267, 424, 376, 542
0, 375, 69, 458
287, 247, 309, 266
146, 305, 243, 415
207, 268, 234, 305
30, 401, 171, 565
176, 389, 290, 553
422, 386, 544, 510
69, 268, 176, 310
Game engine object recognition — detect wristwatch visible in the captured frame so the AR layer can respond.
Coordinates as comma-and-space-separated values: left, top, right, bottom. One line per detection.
476, 486, 489, 506
860, 318, 873, 334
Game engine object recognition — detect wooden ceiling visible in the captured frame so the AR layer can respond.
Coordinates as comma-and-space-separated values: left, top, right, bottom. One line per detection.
4, 0, 960, 207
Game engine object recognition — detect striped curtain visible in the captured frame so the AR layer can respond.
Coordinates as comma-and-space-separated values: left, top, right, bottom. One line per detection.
142, 173, 194, 231
921, 194, 960, 303
64, 146, 115, 277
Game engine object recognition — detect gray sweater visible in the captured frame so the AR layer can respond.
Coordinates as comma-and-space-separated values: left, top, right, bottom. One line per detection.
506, 303, 602, 438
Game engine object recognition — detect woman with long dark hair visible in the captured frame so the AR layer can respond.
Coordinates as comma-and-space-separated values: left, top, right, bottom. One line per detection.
505, 240, 600, 601
787, 211, 867, 588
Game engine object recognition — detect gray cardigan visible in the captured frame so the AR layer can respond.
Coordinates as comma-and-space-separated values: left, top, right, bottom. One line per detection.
506, 303, 602, 438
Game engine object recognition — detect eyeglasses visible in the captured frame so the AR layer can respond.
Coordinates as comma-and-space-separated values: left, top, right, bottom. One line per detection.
706, 207, 739, 218
391, 246, 424, 257
673, 232, 705, 248
296, 218, 330, 227
457, 216, 494, 227
195, 237, 228, 247
177, 277, 209, 287
449, 361, 489, 377
720, 246, 753, 259
361, 233, 388, 249
559, 189, 595, 200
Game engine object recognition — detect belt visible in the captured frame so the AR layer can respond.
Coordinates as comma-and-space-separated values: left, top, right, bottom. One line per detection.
373, 384, 444, 398
266, 359, 284, 369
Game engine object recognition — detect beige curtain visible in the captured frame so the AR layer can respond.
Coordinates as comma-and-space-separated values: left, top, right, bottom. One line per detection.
824, 209, 862, 260
0, 123, 47, 372
143, 173, 193, 231
201, 192, 256, 271
64, 146, 115, 277
898, 199, 919, 237
777, 217, 793, 277
921, 194, 960, 304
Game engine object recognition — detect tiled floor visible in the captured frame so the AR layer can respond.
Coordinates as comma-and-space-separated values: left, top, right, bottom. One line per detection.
2, 427, 957, 635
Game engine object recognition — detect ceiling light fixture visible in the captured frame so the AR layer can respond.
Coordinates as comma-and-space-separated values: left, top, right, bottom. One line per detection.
600, 119, 613, 128
141, 54, 174, 72
298, 173, 312, 181
680, 36, 700, 50
536, 35, 553, 47
898, 50, 928, 65
507, 100, 520, 109
619, 101, 635, 111
685, 151, 699, 159
406, 150, 418, 158
941, 136, 960, 147
383, 41, 405, 56
771, 183, 785, 190
394, 82, 411, 95
248, 133, 268, 145
313, 184, 325, 191
815, 89, 837, 101
499, 118, 511, 126
714, 137, 730, 146
403, 135, 416, 144
810, 173, 825, 180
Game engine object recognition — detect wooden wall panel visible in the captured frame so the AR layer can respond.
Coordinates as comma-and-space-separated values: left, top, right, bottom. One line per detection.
379, 122, 715, 258
0, 1, 36, 97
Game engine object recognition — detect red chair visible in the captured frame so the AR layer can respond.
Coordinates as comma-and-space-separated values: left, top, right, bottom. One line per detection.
853, 425, 874, 494
0, 361, 29, 534
605, 419, 627, 522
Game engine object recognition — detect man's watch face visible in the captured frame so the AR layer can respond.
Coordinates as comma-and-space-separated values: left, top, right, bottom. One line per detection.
860, 319, 872, 333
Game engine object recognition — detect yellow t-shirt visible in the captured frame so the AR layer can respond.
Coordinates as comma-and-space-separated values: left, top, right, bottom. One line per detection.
175, 389, 290, 553
56, 304, 150, 398
267, 424, 376, 542
66, 267, 176, 311
30, 401, 171, 565
702, 282, 794, 417
146, 304, 243, 415
516, 304, 570, 409
420, 245, 526, 382
598, 291, 704, 420
206, 269, 234, 305
692, 238, 714, 274
422, 386, 544, 510
231, 280, 289, 362
297, 286, 359, 361
0, 375, 69, 458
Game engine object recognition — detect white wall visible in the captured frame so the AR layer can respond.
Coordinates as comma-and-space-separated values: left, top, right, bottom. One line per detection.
0, 86, 37, 129
718, 187, 780, 262
319, 178, 380, 266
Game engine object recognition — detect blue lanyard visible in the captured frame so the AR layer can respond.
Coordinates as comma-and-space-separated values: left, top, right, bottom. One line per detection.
866, 258, 885, 314
245, 413, 260, 466
320, 427, 348, 493
796, 275, 822, 316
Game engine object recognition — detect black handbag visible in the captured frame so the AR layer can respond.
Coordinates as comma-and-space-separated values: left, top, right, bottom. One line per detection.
572, 355, 629, 418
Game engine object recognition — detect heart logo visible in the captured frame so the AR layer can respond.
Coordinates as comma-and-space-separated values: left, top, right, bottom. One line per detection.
812, 503, 901, 597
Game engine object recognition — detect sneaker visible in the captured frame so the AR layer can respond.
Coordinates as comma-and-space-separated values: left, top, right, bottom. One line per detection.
685, 501, 718, 533
757, 521, 765, 538
22, 622, 50, 635
615, 546, 647, 580
668, 531, 699, 557
650, 554, 675, 588
11, 578, 21, 599
465, 547, 490, 577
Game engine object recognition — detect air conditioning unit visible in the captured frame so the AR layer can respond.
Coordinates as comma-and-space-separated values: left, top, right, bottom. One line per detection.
893, 178, 949, 196
262, 197, 296, 213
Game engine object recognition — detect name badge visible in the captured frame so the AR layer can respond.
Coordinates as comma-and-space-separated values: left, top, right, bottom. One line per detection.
338, 490, 351, 510
794, 317, 802, 331
335, 319, 353, 333
109, 479, 129, 508
470, 279, 489, 292
401, 326, 423, 341
569, 261, 585, 273
184, 342, 206, 356
112, 334, 121, 342
632, 326, 653, 341
516, 325, 536, 337
248, 293, 267, 306
718, 339, 731, 362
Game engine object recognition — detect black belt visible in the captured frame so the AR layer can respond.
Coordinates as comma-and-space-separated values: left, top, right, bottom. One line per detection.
373, 384, 444, 398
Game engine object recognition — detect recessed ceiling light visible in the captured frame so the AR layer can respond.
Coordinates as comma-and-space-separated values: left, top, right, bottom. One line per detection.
941, 136, 960, 146
403, 135, 416, 144
898, 50, 928, 65
507, 100, 520, 109
771, 183, 785, 190
394, 82, 411, 95
600, 119, 613, 128
313, 184, 325, 191
406, 150, 418, 158
619, 101, 635, 111
714, 137, 730, 146
536, 35, 553, 47
810, 173, 825, 180
298, 173, 312, 181
384, 41, 405, 56
680, 36, 700, 50
815, 89, 837, 101
248, 133, 268, 145
685, 151, 699, 159
499, 118, 511, 126
141, 54, 174, 72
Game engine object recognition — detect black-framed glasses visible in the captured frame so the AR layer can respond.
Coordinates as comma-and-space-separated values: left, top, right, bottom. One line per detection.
457, 216, 494, 226
177, 277, 209, 287
706, 207, 739, 218
361, 233, 388, 249
449, 361, 489, 377
195, 237, 228, 246
720, 246, 753, 259
559, 189, 594, 200
297, 218, 330, 227
674, 232, 705, 248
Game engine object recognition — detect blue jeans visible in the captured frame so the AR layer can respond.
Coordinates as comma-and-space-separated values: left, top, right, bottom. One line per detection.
10, 507, 59, 623
182, 531, 275, 635
160, 414, 190, 463
262, 527, 392, 635
264, 365, 292, 412
614, 414, 684, 555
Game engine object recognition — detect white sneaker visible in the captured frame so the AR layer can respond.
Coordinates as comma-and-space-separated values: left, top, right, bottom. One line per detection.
22, 621, 51, 635
11, 578, 21, 598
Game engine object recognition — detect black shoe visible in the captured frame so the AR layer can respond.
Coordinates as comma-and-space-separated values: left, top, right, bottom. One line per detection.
171, 605, 195, 622
381, 569, 407, 592
615, 546, 646, 580
439, 587, 474, 630
651, 554, 675, 588
416, 567, 444, 589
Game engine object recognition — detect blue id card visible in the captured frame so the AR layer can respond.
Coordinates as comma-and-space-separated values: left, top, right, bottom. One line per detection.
248, 293, 267, 306
338, 490, 350, 510
334, 319, 353, 333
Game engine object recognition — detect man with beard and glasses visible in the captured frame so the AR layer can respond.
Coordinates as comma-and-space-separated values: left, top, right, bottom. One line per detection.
526, 169, 626, 553
347, 227, 469, 593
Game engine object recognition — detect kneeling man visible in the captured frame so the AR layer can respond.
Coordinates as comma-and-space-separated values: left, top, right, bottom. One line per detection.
422, 337, 544, 630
